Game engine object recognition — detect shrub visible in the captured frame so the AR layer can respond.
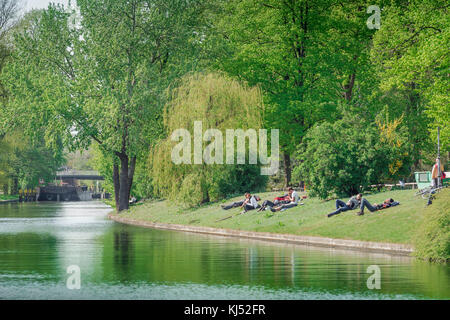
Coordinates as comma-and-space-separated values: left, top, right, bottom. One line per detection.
293, 113, 410, 199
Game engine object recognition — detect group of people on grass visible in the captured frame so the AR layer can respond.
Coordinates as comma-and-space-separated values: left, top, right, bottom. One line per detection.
218, 158, 450, 218
221, 188, 303, 213
221, 188, 400, 217
327, 194, 399, 217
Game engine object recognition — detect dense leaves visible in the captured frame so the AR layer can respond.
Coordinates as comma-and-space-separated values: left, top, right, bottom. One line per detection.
0, 1, 209, 210
371, 0, 449, 153
294, 113, 411, 199
0, 0, 447, 207
150, 73, 267, 207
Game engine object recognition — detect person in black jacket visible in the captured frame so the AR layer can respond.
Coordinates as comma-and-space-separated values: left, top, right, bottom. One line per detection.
327, 194, 362, 217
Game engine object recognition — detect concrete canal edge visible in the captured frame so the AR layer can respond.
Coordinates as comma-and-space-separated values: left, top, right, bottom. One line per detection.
108, 214, 414, 256
0, 199, 19, 204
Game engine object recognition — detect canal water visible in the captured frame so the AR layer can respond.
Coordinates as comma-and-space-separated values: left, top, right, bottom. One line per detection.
0, 201, 448, 300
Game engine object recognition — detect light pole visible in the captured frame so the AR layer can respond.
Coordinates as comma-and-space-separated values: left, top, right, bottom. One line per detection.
437, 127, 441, 188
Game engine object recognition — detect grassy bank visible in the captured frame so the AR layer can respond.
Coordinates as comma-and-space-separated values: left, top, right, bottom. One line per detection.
113, 189, 442, 245
0, 194, 19, 201
414, 188, 450, 262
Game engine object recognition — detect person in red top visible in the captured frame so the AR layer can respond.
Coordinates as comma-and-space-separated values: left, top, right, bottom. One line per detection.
431, 158, 445, 188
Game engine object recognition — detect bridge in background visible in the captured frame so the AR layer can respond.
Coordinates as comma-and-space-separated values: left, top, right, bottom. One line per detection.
56, 170, 104, 181
34, 170, 108, 202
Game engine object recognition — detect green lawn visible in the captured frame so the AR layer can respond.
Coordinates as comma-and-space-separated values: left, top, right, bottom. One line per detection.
114, 189, 439, 244
0, 194, 19, 201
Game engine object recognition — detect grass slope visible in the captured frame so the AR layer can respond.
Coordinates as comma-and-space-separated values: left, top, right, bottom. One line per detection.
414, 188, 450, 262
0, 194, 19, 201
116, 189, 432, 244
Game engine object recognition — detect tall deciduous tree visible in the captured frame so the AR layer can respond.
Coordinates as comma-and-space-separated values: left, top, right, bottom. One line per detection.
1, 0, 208, 211
371, 0, 449, 158
210, 0, 381, 186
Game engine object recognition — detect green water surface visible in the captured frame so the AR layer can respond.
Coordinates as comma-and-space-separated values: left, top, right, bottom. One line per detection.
0, 201, 448, 299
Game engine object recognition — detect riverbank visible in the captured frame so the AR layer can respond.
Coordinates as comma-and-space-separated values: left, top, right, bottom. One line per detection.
109, 214, 414, 255
0, 195, 19, 203
3, 200, 448, 300
108, 189, 446, 255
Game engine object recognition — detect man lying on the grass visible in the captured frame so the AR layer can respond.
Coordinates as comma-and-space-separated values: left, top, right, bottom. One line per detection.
327, 194, 362, 217
221, 193, 261, 212
357, 198, 400, 216
269, 188, 303, 212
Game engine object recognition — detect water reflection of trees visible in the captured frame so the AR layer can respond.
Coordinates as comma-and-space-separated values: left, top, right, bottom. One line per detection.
112, 230, 135, 282
0, 233, 59, 277
99, 226, 450, 298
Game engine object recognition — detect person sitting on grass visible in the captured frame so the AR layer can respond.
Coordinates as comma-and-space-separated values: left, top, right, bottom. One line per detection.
270, 187, 302, 212
221, 193, 248, 210
221, 193, 260, 211
327, 194, 362, 218
257, 193, 291, 212
243, 193, 261, 212
357, 198, 400, 216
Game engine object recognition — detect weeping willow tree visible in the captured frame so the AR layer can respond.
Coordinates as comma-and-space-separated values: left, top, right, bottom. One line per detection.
150, 73, 268, 207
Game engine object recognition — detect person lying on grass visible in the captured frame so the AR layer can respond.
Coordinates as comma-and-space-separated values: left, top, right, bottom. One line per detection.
221, 192, 248, 210
270, 188, 303, 212
356, 198, 400, 216
221, 193, 261, 212
257, 193, 291, 212
327, 194, 362, 218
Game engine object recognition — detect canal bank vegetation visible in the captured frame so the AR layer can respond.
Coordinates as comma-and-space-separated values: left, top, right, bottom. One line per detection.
1, 1, 211, 212
0, 130, 64, 195
0, 0, 448, 215
0, 194, 18, 201
114, 189, 437, 246
414, 188, 450, 263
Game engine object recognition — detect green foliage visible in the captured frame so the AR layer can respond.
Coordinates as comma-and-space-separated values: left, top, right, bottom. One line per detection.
208, 0, 389, 186
0, 130, 64, 191
212, 0, 337, 154
0, 1, 210, 210
371, 0, 449, 153
414, 188, 450, 263
294, 113, 411, 198
150, 73, 267, 207
0, 0, 447, 212
131, 158, 154, 200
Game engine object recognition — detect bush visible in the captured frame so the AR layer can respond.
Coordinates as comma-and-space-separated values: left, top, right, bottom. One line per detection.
293, 113, 410, 199
414, 188, 450, 263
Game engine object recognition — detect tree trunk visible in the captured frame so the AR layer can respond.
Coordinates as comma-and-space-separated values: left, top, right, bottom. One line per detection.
2, 184, 8, 195
126, 156, 136, 201
113, 163, 120, 211
343, 72, 356, 102
118, 155, 129, 212
283, 153, 291, 187
113, 152, 137, 213
11, 177, 18, 195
